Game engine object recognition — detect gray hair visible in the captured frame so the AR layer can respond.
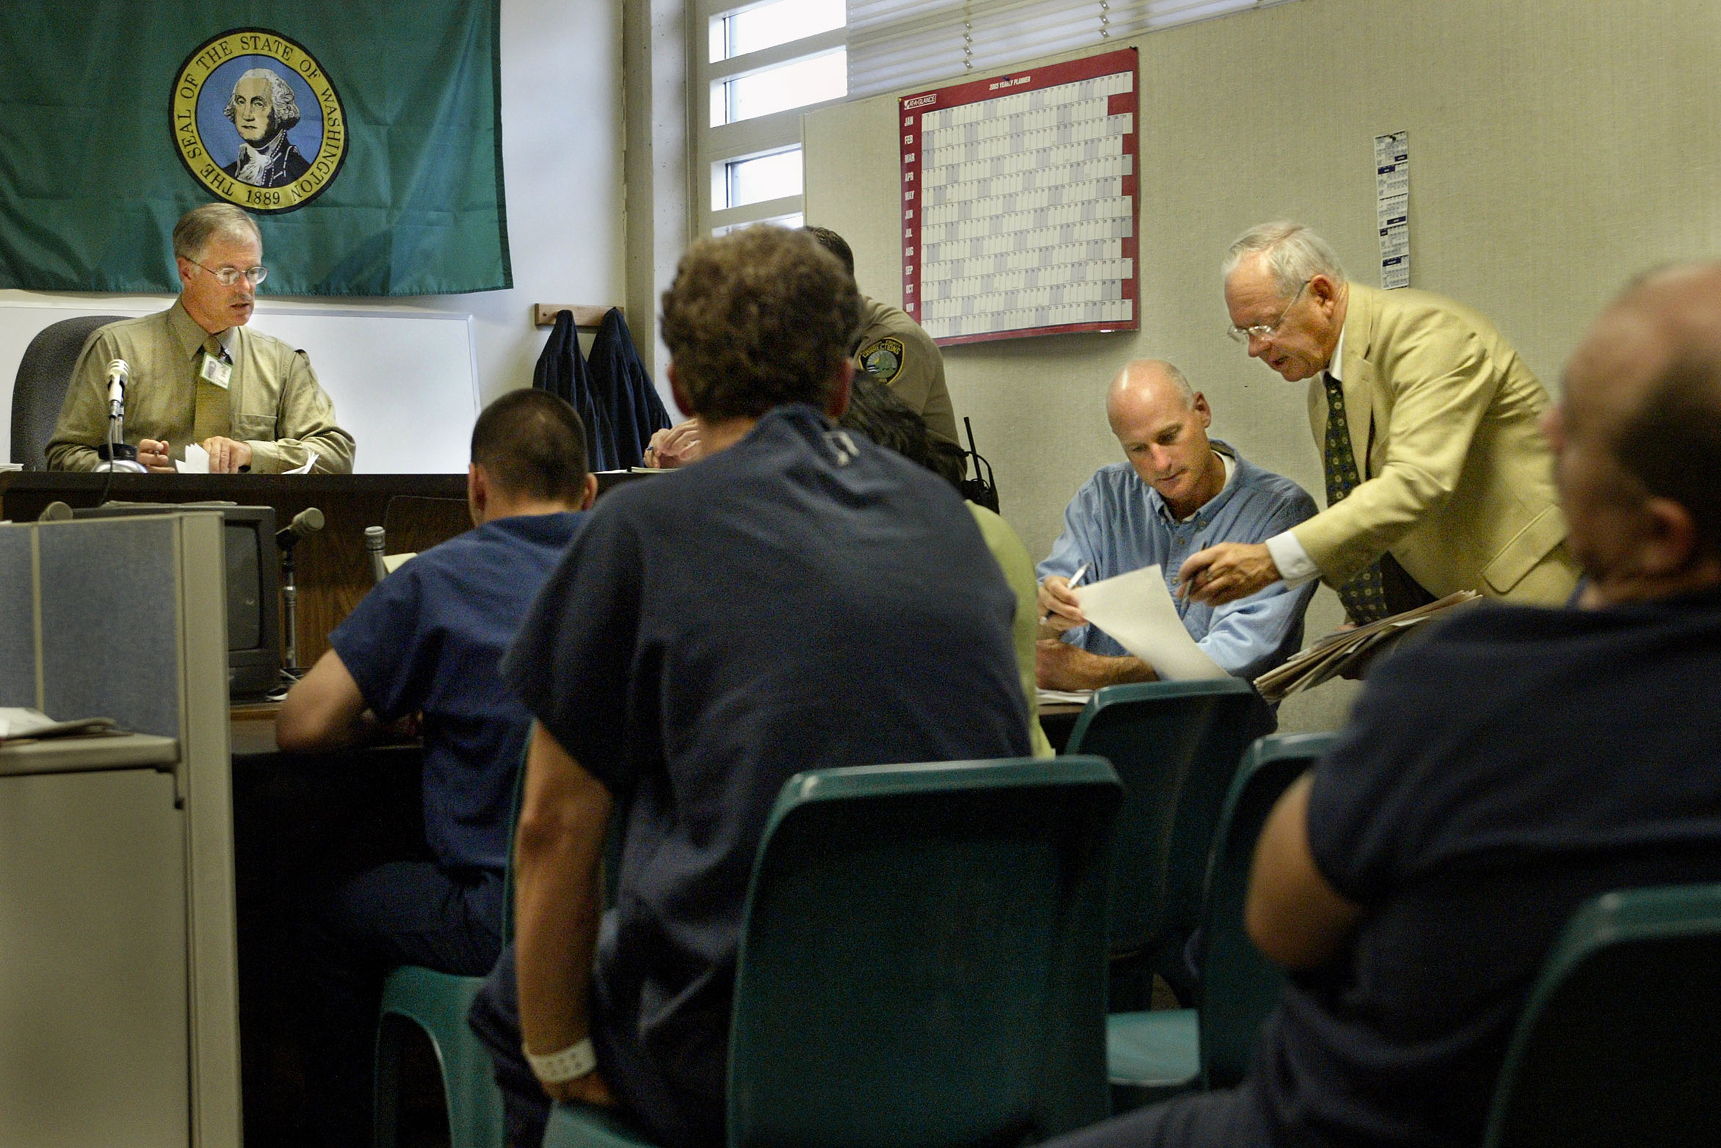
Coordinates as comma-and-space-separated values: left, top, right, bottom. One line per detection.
1224, 221, 1348, 296
172, 203, 261, 261
223, 67, 302, 133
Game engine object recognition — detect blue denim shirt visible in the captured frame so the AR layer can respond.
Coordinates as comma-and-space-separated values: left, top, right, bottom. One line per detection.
1037, 441, 1318, 681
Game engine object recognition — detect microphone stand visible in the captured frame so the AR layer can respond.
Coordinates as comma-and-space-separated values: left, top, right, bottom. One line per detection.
95, 361, 147, 475
274, 508, 324, 686
280, 544, 302, 680
94, 410, 146, 473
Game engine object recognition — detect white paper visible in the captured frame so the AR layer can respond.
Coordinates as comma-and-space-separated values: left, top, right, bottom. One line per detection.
179, 444, 211, 473
0, 707, 116, 740
284, 450, 319, 475
1074, 564, 1228, 680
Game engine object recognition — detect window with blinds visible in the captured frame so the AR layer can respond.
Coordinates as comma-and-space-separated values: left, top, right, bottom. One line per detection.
847, 0, 1288, 100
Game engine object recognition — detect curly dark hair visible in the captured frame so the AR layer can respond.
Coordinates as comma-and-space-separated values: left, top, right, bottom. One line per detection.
660, 226, 861, 422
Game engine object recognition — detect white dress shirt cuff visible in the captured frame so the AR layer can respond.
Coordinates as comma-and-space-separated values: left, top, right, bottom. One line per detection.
1266, 531, 1321, 586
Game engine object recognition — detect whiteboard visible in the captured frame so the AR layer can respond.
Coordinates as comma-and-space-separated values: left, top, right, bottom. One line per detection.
0, 301, 478, 473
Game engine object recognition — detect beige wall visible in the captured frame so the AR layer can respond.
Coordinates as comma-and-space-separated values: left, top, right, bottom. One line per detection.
806, 0, 1721, 731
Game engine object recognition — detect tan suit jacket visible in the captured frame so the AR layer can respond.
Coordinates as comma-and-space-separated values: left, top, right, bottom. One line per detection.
1291, 284, 1578, 605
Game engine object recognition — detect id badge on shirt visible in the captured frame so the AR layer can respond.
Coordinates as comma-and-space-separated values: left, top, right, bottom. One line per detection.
199, 351, 233, 389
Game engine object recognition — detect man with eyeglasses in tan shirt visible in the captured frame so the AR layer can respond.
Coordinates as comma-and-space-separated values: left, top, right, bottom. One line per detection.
47, 202, 354, 474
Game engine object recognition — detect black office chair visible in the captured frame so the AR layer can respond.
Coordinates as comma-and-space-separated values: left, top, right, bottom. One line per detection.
10, 313, 124, 468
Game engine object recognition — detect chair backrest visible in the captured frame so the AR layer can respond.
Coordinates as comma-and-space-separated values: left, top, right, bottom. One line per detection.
1196, 731, 1334, 1089
10, 314, 124, 468
726, 756, 1121, 1148
1063, 679, 1275, 957
1482, 882, 1721, 1148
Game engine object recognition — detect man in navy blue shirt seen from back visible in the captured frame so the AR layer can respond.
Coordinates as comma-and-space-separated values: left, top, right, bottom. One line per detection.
277, 388, 595, 1143
469, 225, 1029, 1147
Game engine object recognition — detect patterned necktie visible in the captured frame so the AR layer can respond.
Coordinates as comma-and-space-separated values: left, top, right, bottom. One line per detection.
194, 334, 232, 442
1322, 372, 1391, 623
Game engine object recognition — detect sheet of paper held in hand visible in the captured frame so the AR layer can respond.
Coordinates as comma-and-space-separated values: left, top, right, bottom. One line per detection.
1074, 564, 1228, 680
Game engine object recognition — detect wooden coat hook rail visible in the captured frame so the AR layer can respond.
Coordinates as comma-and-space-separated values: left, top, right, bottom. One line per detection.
533, 304, 622, 328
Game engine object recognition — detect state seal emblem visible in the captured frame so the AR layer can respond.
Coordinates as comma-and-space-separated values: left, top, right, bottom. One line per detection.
171, 29, 346, 213
858, 336, 906, 385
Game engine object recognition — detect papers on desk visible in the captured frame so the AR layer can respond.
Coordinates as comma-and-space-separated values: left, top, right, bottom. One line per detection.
1037, 688, 1093, 706
1074, 564, 1228, 681
1253, 589, 1482, 702
0, 707, 118, 742
177, 446, 319, 474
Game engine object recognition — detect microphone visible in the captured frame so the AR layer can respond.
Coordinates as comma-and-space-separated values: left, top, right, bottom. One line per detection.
274, 507, 325, 551
94, 358, 145, 473
37, 500, 73, 523
105, 359, 129, 421
365, 525, 388, 583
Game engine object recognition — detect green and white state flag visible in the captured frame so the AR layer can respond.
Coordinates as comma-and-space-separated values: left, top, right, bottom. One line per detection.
0, 3, 510, 296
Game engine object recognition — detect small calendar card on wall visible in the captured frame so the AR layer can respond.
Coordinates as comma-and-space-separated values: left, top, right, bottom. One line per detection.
900, 47, 1139, 346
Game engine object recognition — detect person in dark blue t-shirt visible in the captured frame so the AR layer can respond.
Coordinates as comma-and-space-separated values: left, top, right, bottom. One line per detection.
276, 388, 595, 1144
1042, 262, 1721, 1148
469, 225, 1028, 1148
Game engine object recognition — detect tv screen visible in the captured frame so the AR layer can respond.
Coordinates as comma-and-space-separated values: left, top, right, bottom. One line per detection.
71, 503, 282, 699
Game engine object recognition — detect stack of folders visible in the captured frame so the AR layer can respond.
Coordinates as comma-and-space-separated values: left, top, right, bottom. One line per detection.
1254, 589, 1482, 702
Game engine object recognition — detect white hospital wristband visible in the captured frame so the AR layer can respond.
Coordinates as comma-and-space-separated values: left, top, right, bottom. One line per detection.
525, 1037, 598, 1083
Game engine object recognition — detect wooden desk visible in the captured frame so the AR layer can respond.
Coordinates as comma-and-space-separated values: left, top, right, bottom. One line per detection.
3, 471, 469, 666
2, 470, 653, 668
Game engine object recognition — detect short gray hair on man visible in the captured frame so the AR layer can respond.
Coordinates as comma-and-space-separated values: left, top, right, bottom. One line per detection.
1224, 221, 1348, 297
172, 202, 262, 262
223, 67, 302, 133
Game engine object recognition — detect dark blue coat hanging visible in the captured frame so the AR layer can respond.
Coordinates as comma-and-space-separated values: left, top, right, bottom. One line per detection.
533, 309, 614, 472
586, 307, 671, 469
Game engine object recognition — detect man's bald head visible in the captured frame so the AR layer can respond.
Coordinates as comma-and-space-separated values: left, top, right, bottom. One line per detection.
1106, 359, 1196, 427
1104, 360, 1223, 519
1554, 262, 1721, 598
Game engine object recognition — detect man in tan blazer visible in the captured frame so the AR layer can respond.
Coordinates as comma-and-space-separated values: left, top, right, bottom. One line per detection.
1179, 221, 1578, 620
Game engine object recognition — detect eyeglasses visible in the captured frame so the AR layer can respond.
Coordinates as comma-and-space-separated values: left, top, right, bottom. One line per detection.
190, 260, 268, 287
1227, 278, 1309, 343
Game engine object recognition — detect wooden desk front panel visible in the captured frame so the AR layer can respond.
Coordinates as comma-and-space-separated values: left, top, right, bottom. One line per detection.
1, 472, 471, 666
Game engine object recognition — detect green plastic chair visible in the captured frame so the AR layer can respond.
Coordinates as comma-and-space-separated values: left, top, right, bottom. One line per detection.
1062, 678, 1276, 1009
543, 754, 1123, 1148
374, 966, 504, 1148
1482, 882, 1721, 1148
1106, 732, 1333, 1112
373, 755, 528, 1148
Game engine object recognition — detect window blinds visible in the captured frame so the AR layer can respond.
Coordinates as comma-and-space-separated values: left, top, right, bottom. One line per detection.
847, 0, 1283, 99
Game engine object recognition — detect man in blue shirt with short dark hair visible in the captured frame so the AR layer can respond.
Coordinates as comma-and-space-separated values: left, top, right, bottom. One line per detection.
277, 387, 594, 1144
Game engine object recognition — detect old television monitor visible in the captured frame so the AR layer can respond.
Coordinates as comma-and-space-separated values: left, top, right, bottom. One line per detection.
71, 503, 282, 699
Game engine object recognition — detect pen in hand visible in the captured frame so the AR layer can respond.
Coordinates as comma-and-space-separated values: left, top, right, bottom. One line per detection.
1040, 562, 1090, 624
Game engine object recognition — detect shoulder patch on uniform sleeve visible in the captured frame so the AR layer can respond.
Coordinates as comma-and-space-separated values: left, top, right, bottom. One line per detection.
857, 336, 906, 385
